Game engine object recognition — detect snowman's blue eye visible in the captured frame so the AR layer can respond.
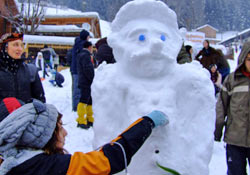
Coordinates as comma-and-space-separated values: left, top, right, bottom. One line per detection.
160, 35, 166, 41
138, 34, 146, 41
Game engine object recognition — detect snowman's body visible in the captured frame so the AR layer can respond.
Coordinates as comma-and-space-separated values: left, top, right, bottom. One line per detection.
92, 0, 216, 174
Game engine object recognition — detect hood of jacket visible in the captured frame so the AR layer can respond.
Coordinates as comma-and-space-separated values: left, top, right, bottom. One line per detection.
236, 41, 250, 72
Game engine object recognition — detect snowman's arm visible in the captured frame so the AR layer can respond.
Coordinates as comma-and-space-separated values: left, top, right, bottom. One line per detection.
66, 117, 154, 175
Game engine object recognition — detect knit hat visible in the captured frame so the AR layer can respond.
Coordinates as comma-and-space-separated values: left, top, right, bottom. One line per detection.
80, 29, 90, 40
0, 33, 23, 47
0, 99, 58, 152
0, 97, 25, 122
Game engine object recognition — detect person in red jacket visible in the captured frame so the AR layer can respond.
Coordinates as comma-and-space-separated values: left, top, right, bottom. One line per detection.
0, 97, 169, 175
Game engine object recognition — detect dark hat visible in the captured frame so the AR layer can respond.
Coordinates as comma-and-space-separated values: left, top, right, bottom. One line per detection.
80, 29, 90, 40
0, 33, 23, 46
0, 97, 25, 122
83, 41, 92, 49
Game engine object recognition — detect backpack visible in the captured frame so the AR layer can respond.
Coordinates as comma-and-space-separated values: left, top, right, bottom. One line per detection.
66, 49, 72, 66
41, 49, 51, 62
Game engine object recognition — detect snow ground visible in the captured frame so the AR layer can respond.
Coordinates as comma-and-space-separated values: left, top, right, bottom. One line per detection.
42, 54, 240, 174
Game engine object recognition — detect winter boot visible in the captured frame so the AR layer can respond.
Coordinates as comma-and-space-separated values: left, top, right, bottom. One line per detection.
76, 103, 88, 129
86, 105, 94, 127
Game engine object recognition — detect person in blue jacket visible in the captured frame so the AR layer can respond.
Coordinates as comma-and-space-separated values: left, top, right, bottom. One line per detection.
71, 29, 90, 112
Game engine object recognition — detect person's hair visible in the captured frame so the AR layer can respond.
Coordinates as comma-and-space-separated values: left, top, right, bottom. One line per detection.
204, 40, 210, 47
44, 45, 48, 48
185, 45, 192, 55
43, 112, 68, 155
83, 41, 92, 49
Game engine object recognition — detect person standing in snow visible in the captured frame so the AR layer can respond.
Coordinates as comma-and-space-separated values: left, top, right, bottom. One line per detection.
208, 64, 222, 95
215, 41, 250, 175
76, 41, 94, 129
195, 40, 219, 70
0, 97, 169, 175
215, 49, 230, 83
0, 33, 46, 103
71, 29, 90, 112
53, 54, 60, 72
41, 45, 56, 70
35, 52, 48, 79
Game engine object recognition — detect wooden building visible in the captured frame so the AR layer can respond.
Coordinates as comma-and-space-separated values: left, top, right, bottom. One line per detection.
19, 3, 102, 61
196, 24, 220, 44
0, 0, 18, 37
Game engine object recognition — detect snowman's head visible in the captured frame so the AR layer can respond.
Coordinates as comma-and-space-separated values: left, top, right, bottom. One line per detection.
108, 0, 182, 78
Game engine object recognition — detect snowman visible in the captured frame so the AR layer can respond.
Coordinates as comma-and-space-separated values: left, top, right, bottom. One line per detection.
92, 0, 216, 174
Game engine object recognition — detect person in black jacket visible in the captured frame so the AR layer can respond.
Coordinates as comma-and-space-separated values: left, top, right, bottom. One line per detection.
0, 33, 46, 103
76, 41, 94, 129
195, 40, 219, 70
71, 30, 90, 112
0, 97, 169, 175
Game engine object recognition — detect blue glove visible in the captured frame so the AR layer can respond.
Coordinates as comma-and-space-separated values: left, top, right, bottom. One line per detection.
147, 110, 169, 128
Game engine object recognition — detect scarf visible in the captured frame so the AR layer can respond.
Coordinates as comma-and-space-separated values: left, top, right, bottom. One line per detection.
0, 43, 23, 75
0, 148, 43, 175
241, 67, 250, 79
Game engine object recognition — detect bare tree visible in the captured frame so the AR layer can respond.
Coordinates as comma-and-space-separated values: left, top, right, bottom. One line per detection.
22, 0, 45, 34
0, 0, 45, 34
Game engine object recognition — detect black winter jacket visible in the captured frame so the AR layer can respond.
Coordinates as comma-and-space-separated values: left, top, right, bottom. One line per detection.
77, 49, 94, 89
71, 37, 86, 74
0, 62, 46, 103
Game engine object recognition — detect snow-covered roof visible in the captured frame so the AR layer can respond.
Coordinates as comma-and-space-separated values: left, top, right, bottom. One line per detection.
15, 2, 99, 19
23, 34, 98, 46
45, 10, 99, 19
219, 28, 250, 44
216, 31, 238, 41
196, 24, 219, 32
28, 25, 94, 35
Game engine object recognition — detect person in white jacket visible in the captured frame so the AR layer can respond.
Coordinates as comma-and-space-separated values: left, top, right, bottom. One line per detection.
35, 52, 47, 79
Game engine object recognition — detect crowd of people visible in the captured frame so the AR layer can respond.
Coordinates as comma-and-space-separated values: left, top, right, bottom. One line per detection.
0, 28, 249, 174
